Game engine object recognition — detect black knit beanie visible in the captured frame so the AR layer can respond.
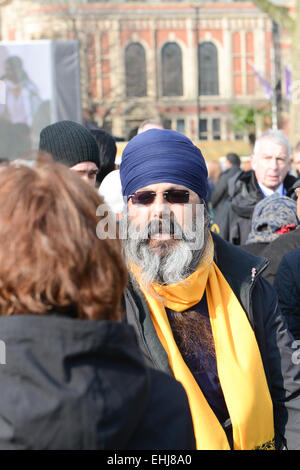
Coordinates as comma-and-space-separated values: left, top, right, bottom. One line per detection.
39, 120, 100, 168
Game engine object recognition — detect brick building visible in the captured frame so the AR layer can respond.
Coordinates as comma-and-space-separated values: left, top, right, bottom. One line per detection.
0, 0, 290, 142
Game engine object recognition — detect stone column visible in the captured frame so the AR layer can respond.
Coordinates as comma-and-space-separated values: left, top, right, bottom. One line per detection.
149, 19, 158, 101
186, 17, 197, 100
240, 29, 247, 96
222, 18, 233, 99
254, 17, 266, 98
109, 18, 124, 100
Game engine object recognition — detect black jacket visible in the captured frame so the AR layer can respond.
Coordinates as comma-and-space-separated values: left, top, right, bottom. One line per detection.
215, 170, 297, 245
241, 241, 269, 258
259, 225, 300, 285
210, 165, 241, 213
123, 232, 300, 450
274, 248, 300, 340
0, 314, 195, 450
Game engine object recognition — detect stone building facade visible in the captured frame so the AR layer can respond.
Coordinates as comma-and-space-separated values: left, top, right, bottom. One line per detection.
0, 0, 289, 141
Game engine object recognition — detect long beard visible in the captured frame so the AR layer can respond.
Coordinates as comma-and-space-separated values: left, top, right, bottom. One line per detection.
122, 209, 210, 288
169, 309, 216, 372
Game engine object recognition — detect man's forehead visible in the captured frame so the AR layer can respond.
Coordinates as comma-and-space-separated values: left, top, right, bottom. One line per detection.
257, 140, 289, 158
71, 161, 98, 170
137, 182, 190, 191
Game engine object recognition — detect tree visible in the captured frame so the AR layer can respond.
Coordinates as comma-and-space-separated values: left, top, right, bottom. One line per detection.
251, 0, 300, 146
230, 104, 271, 146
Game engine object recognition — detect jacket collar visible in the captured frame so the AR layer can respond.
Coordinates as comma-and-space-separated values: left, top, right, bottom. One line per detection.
128, 232, 268, 327
229, 170, 297, 198
125, 232, 269, 373
211, 232, 268, 315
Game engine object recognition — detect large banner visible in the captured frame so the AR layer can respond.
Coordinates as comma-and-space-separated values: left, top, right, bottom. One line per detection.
0, 40, 82, 160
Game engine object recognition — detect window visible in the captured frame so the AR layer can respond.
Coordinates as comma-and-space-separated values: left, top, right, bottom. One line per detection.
198, 42, 219, 95
176, 119, 185, 134
163, 119, 172, 129
161, 42, 183, 96
198, 118, 222, 140
212, 118, 221, 140
125, 43, 147, 97
199, 119, 208, 140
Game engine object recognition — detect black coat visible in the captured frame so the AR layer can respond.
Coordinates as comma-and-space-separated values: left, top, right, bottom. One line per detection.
0, 314, 195, 450
258, 226, 300, 285
274, 248, 300, 340
214, 170, 297, 246
123, 232, 300, 450
241, 241, 269, 257
210, 165, 241, 213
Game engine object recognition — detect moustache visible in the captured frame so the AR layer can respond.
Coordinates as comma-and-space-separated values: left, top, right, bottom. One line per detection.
148, 218, 176, 237
127, 213, 199, 245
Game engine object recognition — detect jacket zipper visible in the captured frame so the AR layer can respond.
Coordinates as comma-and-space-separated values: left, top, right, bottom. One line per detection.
247, 259, 269, 329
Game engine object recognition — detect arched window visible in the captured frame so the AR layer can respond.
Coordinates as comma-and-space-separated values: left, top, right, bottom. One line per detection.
161, 42, 183, 96
125, 43, 147, 97
198, 42, 219, 95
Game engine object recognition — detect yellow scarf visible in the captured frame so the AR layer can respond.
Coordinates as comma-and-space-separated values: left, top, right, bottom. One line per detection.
131, 235, 275, 450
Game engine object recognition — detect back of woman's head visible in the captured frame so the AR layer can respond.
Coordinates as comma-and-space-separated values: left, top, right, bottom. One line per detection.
0, 155, 127, 320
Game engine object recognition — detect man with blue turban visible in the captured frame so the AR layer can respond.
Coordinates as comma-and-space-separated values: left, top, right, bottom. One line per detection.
119, 129, 300, 451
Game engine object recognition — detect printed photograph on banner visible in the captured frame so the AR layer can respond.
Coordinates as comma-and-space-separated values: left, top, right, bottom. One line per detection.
0, 41, 81, 161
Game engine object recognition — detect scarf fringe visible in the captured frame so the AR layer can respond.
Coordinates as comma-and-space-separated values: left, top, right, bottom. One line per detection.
253, 438, 275, 450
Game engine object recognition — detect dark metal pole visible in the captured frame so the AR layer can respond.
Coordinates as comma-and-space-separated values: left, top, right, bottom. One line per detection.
272, 21, 282, 129
195, 5, 200, 139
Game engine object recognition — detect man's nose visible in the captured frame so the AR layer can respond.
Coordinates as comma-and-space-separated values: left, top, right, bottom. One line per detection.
150, 193, 168, 216
270, 158, 279, 169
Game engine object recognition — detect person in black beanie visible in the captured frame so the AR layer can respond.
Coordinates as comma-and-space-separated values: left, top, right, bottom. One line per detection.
39, 120, 100, 187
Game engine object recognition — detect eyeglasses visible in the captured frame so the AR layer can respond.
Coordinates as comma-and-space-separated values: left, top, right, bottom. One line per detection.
128, 189, 190, 206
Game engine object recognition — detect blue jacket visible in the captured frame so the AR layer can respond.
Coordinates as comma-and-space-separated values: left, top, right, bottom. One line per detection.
274, 247, 300, 340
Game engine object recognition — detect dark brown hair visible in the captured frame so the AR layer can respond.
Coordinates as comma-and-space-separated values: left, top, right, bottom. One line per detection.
0, 154, 127, 320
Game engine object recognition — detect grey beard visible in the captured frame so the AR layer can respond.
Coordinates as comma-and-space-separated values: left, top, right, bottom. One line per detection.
122, 210, 210, 287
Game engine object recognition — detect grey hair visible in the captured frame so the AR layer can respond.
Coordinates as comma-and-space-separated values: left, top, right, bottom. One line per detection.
122, 205, 211, 288
253, 129, 291, 158
137, 119, 164, 134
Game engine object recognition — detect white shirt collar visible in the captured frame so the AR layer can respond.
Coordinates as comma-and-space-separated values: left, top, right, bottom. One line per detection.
258, 181, 285, 197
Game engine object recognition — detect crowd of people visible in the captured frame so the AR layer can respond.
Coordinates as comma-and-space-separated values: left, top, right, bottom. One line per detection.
0, 118, 300, 451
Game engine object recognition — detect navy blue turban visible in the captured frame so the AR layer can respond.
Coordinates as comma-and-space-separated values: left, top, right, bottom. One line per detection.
120, 129, 208, 201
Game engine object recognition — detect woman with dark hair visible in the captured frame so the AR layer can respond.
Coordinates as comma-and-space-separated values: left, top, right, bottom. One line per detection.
0, 156, 195, 450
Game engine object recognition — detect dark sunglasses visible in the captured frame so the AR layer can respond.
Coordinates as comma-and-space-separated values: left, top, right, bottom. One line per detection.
129, 189, 190, 205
